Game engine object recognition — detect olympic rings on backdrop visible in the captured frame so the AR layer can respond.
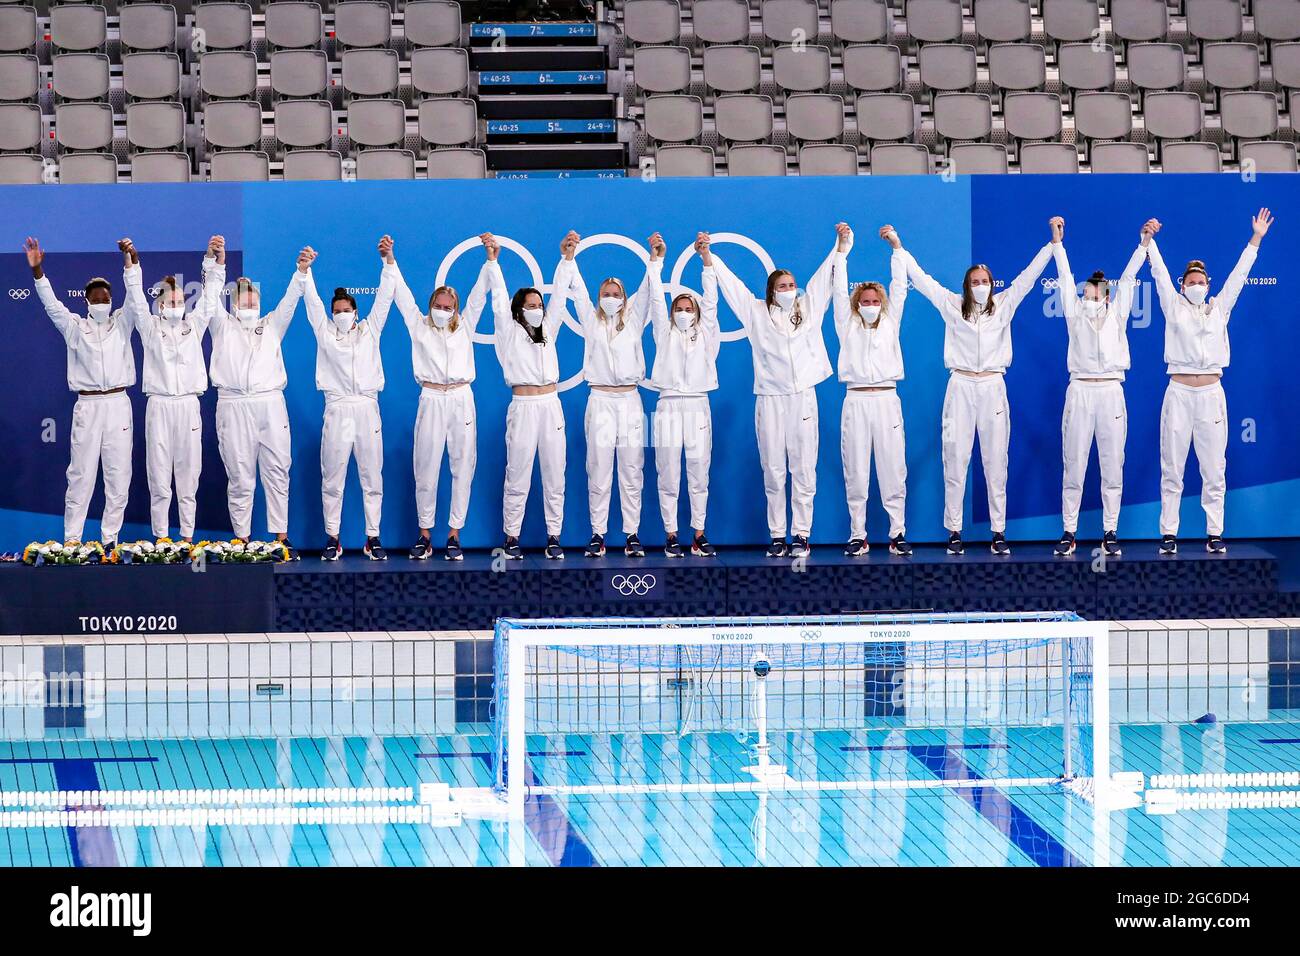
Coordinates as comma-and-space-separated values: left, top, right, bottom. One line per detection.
610, 572, 657, 596
433, 233, 782, 392
9, 288, 30, 299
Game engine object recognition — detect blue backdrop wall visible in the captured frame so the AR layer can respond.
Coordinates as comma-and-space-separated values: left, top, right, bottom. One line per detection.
0, 174, 1294, 549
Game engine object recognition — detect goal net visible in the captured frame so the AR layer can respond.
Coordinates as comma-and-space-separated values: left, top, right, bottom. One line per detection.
489, 612, 1112, 821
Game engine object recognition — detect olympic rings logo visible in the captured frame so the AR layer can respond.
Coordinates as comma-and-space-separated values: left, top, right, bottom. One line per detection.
609, 572, 657, 596
435, 232, 777, 393
9, 288, 30, 299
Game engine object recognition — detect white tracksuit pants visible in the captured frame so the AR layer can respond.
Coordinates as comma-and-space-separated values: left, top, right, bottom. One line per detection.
653, 395, 712, 535
503, 393, 566, 538
65, 391, 133, 543
414, 386, 477, 532
1061, 379, 1126, 534
755, 388, 819, 539
215, 392, 292, 540
584, 389, 645, 536
145, 394, 202, 539
941, 373, 1010, 534
1159, 379, 1228, 537
320, 396, 384, 539
841, 389, 907, 540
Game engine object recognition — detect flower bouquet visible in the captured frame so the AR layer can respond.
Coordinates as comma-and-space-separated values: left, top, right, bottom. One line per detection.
22, 540, 107, 566
188, 540, 292, 564
111, 538, 192, 565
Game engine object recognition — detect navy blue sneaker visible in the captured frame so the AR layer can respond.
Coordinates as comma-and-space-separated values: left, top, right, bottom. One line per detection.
444, 536, 463, 561
1054, 531, 1076, 556
364, 537, 387, 561
545, 536, 564, 560
624, 534, 645, 557
946, 532, 964, 555
766, 537, 788, 558
789, 535, 810, 558
501, 537, 523, 560
321, 537, 342, 561
990, 532, 1011, 556
585, 533, 605, 558
889, 535, 912, 557
409, 536, 431, 560
691, 534, 716, 557
844, 538, 867, 557
664, 533, 684, 558
1160, 535, 1177, 555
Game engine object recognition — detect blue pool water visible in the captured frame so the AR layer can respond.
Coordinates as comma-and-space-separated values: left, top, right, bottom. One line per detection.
1, 714, 1297, 866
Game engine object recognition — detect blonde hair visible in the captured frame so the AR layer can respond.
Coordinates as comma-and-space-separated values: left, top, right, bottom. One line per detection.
849, 281, 889, 328
427, 285, 461, 332
598, 277, 628, 332
669, 292, 703, 337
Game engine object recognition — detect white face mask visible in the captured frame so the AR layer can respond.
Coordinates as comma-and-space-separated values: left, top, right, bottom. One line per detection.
672, 309, 694, 331
970, 284, 991, 306
599, 296, 623, 317
859, 305, 882, 323
1184, 283, 1209, 306
523, 308, 544, 328
236, 307, 260, 324
1081, 299, 1106, 320
161, 305, 184, 322
429, 308, 453, 328
774, 288, 798, 311
332, 310, 356, 332
87, 302, 112, 323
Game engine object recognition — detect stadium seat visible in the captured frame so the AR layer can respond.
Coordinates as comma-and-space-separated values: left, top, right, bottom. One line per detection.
203, 99, 264, 149
0, 6, 37, 54
869, 142, 931, 174
1089, 141, 1149, 172
1042, 0, 1099, 44
714, 93, 773, 143
701, 45, 761, 93
986, 43, 1046, 94
1058, 43, 1116, 95
194, 3, 253, 51
334, 1, 392, 49
264, 2, 323, 50
1273, 42, 1300, 108
0, 101, 41, 151
1109, 0, 1169, 45
345, 98, 406, 148
1220, 91, 1280, 142
403, 0, 462, 47
1143, 91, 1203, 141
949, 142, 1008, 173
1018, 141, 1079, 173
355, 148, 416, 179
274, 98, 333, 148
54, 101, 113, 152
118, 3, 177, 52
726, 143, 787, 176
199, 50, 258, 100
644, 94, 703, 144
798, 143, 859, 175
126, 100, 185, 151
123, 52, 182, 100
829, 0, 891, 45
282, 148, 342, 179
411, 46, 470, 97
932, 92, 992, 142
1186, 0, 1242, 43
417, 97, 477, 146
52, 53, 110, 101
1072, 92, 1133, 142
341, 48, 399, 98
854, 92, 915, 143
633, 45, 692, 95
208, 149, 270, 181
842, 43, 902, 92
0, 53, 37, 101
1240, 140, 1298, 172
624, 0, 681, 46
1002, 91, 1062, 142
762, 0, 819, 46
973, 0, 1031, 44
907, 0, 964, 44
1255, 0, 1300, 44
785, 93, 844, 143
1161, 141, 1222, 173
692, 0, 752, 46
772, 44, 831, 92
654, 144, 715, 177
270, 49, 329, 99
50, 4, 107, 53
0, 152, 45, 183
424, 146, 486, 178
59, 151, 118, 183
1202, 43, 1261, 94
130, 150, 191, 181
1126, 43, 1185, 95
917, 43, 977, 94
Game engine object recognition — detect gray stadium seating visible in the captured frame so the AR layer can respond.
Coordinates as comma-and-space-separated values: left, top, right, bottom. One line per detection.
424, 146, 486, 178
798, 143, 859, 176
1018, 141, 1079, 174
417, 96, 477, 147
763, 0, 819, 46
118, 4, 177, 52
0, 53, 37, 101
0, 6, 38, 54
0, 101, 41, 151
785, 93, 845, 143
270, 49, 328, 99
208, 149, 270, 181
199, 51, 258, 100
644, 93, 703, 143
1240, 140, 1298, 172
692, 0, 752, 47
341, 48, 400, 98
950, 142, 1009, 174
702, 44, 761, 93
654, 144, 715, 177
1072, 92, 1134, 142
264, 2, 323, 50
714, 93, 773, 143
131, 151, 192, 181
918, 44, 977, 94
203, 99, 264, 149
987, 43, 1046, 94
830, 0, 891, 45
345, 97, 406, 148
274, 98, 334, 149
1002, 91, 1063, 142
334, 1, 392, 49
55, 101, 113, 152
1161, 141, 1223, 173
355, 148, 415, 179
50, 4, 107, 53
974, 0, 1031, 45
123, 52, 182, 100
772, 43, 831, 92
404, 0, 462, 48
907, 0, 964, 45
933, 92, 992, 143
633, 45, 691, 95
126, 100, 185, 151
1090, 141, 1150, 173
59, 152, 118, 183
194, 3, 253, 51
0, 153, 45, 183
624, 0, 681, 46
282, 148, 342, 180
843, 43, 902, 92
726, 143, 787, 176
855, 92, 915, 143
52, 53, 110, 101
411, 46, 470, 96
870, 142, 931, 174
1042, 0, 1100, 44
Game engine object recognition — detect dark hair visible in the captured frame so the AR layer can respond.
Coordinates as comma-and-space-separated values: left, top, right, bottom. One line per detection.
960, 264, 996, 320
1182, 259, 1209, 283
234, 276, 257, 300
331, 287, 357, 312
510, 286, 546, 343
765, 269, 802, 327
1084, 269, 1110, 299
84, 277, 111, 298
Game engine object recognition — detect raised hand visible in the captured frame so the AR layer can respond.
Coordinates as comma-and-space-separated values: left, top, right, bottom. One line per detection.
23, 236, 43, 277
1252, 207, 1274, 243
1142, 218, 1162, 240
878, 224, 901, 249
694, 231, 712, 266
835, 221, 853, 252
560, 230, 580, 260
1049, 216, 1064, 244
480, 231, 499, 261
647, 231, 666, 261
208, 234, 226, 265
118, 238, 139, 266
297, 246, 317, 273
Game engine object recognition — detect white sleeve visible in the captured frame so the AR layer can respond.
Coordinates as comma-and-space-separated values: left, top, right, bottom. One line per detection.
707, 253, 762, 330
1215, 241, 1258, 321
996, 242, 1054, 319
391, 261, 425, 334
1145, 237, 1180, 324
887, 248, 908, 323
199, 255, 226, 335
302, 269, 328, 338
123, 263, 153, 339
831, 251, 851, 339
801, 244, 843, 332
267, 269, 308, 339
458, 260, 498, 333
34, 275, 80, 344
701, 265, 721, 359
367, 262, 398, 336
544, 257, 575, 336
1052, 242, 1077, 322
1111, 242, 1148, 325
898, 247, 958, 316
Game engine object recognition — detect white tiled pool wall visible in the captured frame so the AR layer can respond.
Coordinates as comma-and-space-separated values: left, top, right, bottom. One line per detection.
0, 619, 1295, 739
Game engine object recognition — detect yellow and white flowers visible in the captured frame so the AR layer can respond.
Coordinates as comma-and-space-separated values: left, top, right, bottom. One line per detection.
22, 540, 107, 565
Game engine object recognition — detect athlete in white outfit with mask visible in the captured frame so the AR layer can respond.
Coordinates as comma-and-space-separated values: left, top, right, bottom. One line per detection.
898, 221, 1057, 555
122, 239, 211, 544
559, 230, 662, 559
1050, 217, 1151, 559
652, 233, 720, 559
495, 234, 580, 560
394, 232, 501, 562
25, 236, 136, 550
303, 236, 397, 562
1146, 208, 1273, 555
832, 224, 912, 558
703, 226, 847, 558
202, 236, 310, 557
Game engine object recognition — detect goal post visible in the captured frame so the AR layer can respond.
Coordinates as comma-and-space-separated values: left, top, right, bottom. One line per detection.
491, 612, 1111, 822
